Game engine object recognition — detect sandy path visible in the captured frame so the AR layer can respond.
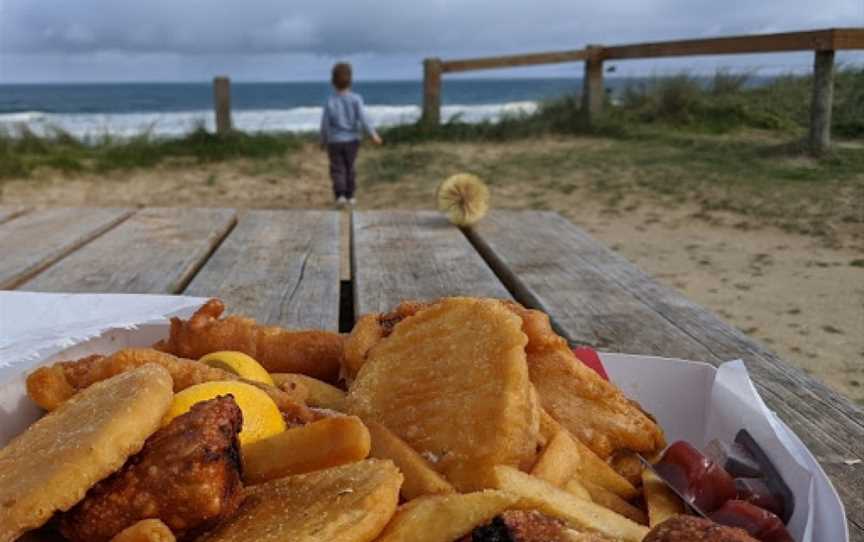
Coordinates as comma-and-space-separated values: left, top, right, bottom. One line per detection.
3, 141, 862, 403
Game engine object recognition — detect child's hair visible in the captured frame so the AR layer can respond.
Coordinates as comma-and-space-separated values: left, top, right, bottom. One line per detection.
331, 63, 352, 90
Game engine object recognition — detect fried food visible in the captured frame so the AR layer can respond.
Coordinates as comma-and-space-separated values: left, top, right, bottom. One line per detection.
366, 420, 455, 500
342, 301, 427, 380
110, 520, 176, 542
242, 416, 371, 485
346, 297, 539, 491
0, 365, 173, 542
643, 515, 758, 542
489, 466, 649, 542
562, 478, 592, 501
460, 510, 580, 542
531, 429, 583, 487
155, 298, 344, 382
27, 347, 312, 424
376, 491, 518, 542
198, 459, 402, 542
528, 343, 664, 459
578, 479, 648, 525
271, 373, 345, 410
59, 396, 244, 542
642, 470, 685, 527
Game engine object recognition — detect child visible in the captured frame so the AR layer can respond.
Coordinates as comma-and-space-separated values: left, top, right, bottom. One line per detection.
320, 62, 382, 207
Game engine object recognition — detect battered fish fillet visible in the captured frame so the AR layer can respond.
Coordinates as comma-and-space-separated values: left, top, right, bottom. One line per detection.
26, 348, 313, 424
59, 396, 244, 542
154, 298, 345, 382
345, 298, 664, 459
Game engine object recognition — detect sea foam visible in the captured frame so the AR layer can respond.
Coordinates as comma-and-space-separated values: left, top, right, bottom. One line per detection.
0, 102, 538, 139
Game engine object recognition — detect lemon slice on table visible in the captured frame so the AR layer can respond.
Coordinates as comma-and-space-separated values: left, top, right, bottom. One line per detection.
164, 381, 286, 445
199, 351, 275, 386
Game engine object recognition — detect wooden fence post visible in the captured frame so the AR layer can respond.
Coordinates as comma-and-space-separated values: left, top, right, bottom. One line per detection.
809, 50, 835, 155
422, 58, 443, 127
582, 46, 604, 126
213, 76, 232, 134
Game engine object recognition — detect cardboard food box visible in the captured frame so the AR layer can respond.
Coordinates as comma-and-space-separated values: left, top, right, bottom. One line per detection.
0, 292, 848, 541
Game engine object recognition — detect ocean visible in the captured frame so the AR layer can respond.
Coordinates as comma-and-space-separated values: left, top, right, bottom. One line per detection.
0, 78, 590, 138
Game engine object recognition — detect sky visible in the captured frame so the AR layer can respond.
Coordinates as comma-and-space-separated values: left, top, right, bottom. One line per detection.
0, 0, 862, 83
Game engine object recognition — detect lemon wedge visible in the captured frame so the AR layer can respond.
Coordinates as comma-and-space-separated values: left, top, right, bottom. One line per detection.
164, 381, 286, 445
199, 351, 275, 386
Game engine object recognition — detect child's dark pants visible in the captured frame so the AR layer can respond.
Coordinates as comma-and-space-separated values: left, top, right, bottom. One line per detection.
327, 141, 360, 199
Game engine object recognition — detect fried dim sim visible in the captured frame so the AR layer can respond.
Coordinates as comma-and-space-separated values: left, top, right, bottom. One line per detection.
347, 297, 539, 491
59, 396, 244, 542
26, 347, 312, 424
0, 365, 173, 542
198, 459, 402, 542
154, 298, 345, 382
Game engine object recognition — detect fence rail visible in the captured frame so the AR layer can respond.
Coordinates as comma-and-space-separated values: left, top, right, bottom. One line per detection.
421, 27, 864, 154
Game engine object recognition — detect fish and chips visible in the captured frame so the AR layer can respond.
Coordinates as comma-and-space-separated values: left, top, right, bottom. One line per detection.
2, 296, 779, 541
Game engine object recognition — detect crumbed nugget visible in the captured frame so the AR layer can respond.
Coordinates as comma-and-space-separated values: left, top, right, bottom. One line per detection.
347, 297, 539, 491
0, 365, 173, 542
154, 298, 345, 382
110, 520, 175, 542
198, 459, 402, 542
27, 347, 312, 424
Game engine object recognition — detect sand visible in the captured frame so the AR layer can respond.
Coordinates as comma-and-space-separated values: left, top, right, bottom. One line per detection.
2, 140, 862, 403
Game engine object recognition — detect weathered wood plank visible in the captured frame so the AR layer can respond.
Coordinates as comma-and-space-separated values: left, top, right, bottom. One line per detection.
0, 206, 30, 224
22, 208, 236, 294
441, 49, 588, 73
352, 210, 510, 317
468, 210, 864, 537
0, 207, 131, 289
184, 210, 340, 330
601, 28, 857, 60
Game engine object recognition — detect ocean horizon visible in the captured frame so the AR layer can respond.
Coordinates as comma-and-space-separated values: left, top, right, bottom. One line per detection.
0, 76, 770, 138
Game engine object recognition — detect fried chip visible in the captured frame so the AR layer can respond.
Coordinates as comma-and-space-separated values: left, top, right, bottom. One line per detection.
346, 297, 538, 491
198, 459, 402, 542
375, 491, 518, 542
0, 365, 173, 542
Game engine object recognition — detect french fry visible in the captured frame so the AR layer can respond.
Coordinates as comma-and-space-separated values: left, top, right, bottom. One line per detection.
375, 490, 518, 542
271, 373, 346, 411
490, 466, 649, 542
579, 478, 648, 525
569, 430, 638, 500
366, 420, 455, 500
642, 469, 685, 527
562, 478, 592, 501
539, 406, 562, 442
242, 415, 370, 484
531, 429, 582, 487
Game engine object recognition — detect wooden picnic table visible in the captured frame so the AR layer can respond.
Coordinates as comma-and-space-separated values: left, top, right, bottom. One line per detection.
1, 206, 861, 539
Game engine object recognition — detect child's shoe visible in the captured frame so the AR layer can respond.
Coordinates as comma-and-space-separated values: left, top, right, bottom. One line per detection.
335, 196, 347, 208
348, 197, 357, 206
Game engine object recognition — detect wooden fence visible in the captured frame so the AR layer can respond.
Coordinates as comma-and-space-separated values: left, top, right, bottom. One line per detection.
421, 28, 864, 154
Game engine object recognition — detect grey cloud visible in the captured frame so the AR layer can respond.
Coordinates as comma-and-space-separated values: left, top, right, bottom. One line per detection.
0, 0, 861, 82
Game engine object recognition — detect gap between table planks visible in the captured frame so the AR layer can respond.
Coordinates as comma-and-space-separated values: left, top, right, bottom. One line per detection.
351, 210, 511, 316
184, 210, 341, 330
0, 207, 132, 289
467, 210, 864, 538
20, 208, 236, 294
